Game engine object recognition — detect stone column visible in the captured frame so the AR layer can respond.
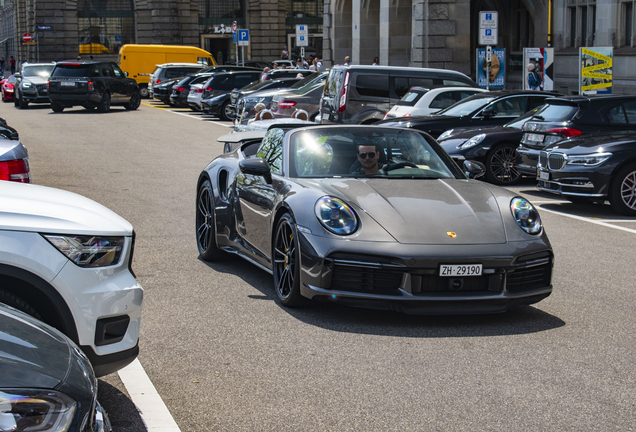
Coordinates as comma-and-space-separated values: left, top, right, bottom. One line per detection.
351, 0, 360, 64
379, 0, 389, 65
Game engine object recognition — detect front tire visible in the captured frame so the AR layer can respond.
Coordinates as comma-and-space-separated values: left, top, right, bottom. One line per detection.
196, 179, 225, 261
139, 85, 149, 98
272, 213, 307, 307
0, 289, 41, 320
125, 91, 141, 110
609, 163, 636, 216
97, 92, 111, 113
51, 101, 64, 113
18, 96, 28, 109
220, 101, 232, 121
485, 144, 521, 185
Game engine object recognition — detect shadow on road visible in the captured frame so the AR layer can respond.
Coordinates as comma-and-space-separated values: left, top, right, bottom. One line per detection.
200, 257, 565, 338
98, 378, 148, 432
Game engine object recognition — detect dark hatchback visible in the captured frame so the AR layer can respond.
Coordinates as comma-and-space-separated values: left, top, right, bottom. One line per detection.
437, 107, 542, 185
48, 60, 141, 113
229, 78, 301, 108
516, 95, 636, 176
199, 70, 262, 120
377, 90, 559, 138
536, 130, 636, 215
0, 303, 110, 432
152, 77, 184, 104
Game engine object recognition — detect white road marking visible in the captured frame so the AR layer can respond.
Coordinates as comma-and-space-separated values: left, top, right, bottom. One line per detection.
538, 206, 636, 234
143, 102, 234, 127
118, 359, 182, 431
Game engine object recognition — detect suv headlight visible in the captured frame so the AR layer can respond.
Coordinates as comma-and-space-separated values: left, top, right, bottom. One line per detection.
566, 152, 612, 166
0, 390, 77, 432
43, 234, 125, 267
459, 133, 486, 149
510, 197, 542, 235
21, 82, 32, 88
315, 196, 358, 235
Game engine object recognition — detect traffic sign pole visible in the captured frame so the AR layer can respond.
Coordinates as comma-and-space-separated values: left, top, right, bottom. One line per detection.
235, 28, 238, 66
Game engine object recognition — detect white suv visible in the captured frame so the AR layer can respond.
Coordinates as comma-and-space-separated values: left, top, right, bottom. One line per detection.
0, 181, 143, 377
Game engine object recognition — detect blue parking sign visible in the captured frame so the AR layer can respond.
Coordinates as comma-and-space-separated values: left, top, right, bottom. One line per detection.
238, 29, 249, 46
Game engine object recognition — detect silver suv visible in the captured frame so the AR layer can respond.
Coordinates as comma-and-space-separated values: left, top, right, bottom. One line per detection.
148, 63, 204, 97
14, 62, 56, 109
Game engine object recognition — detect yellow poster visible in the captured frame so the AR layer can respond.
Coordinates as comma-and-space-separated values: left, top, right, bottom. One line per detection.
579, 47, 613, 94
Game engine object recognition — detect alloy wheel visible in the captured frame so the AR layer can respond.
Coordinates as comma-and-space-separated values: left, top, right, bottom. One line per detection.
196, 185, 213, 253
620, 169, 636, 210
488, 146, 520, 184
273, 219, 296, 300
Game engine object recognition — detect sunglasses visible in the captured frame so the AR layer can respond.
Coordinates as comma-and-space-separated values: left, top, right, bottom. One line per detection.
358, 152, 377, 159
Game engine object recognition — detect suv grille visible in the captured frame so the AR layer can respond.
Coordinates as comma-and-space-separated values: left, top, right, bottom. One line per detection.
36, 84, 48, 94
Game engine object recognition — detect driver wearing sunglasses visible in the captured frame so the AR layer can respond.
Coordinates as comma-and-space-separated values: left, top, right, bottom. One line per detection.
351, 143, 385, 175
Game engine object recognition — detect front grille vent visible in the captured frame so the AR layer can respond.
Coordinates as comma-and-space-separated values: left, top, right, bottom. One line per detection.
548, 152, 567, 170
507, 263, 552, 293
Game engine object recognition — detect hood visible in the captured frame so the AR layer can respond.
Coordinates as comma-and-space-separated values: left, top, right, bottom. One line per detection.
546, 131, 636, 152
0, 182, 133, 235
378, 114, 456, 127
310, 178, 506, 244
0, 304, 70, 388
22, 76, 49, 85
444, 125, 510, 139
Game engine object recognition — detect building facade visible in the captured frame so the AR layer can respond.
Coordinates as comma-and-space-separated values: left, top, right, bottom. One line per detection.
0, 0, 634, 94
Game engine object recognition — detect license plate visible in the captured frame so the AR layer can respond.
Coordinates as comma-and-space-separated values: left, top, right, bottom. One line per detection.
60, 81, 75, 86
526, 133, 544, 142
439, 264, 482, 277
537, 169, 550, 181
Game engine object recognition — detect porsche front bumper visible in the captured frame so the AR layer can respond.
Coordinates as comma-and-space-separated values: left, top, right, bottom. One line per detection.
297, 232, 553, 314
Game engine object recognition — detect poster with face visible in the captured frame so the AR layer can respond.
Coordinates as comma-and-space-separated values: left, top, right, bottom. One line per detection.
476, 48, 505, 89
523, 47, 554, 91
579, 47, 613, 95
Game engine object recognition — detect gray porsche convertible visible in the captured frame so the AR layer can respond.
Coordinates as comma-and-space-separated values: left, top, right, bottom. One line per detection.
196, 126, 553, 314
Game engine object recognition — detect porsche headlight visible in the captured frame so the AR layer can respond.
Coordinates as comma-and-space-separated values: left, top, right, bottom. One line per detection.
510, 197, 542, 235
459, 133, 486, 149
43, 234, 124, 267
0, 390, 77, 432
566, 152, 612, 166
315, 197, 358, 235
437, 129, 454, 141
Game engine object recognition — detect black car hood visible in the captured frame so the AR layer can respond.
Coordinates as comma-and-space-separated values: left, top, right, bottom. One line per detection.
380, 114, 456, 127
446, 125, 511, 138
308, 178, 507, 245
0, 304, 70, 389
546, 131, 636, 152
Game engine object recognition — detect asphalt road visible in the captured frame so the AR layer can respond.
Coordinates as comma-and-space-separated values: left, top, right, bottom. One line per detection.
3, 99, 635, 431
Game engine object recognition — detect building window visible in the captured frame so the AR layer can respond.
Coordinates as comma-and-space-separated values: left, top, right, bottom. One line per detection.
625, 2, 634, 47
78, 0, 134, 55
568, 2, 596, 48
199, 0, 243, 32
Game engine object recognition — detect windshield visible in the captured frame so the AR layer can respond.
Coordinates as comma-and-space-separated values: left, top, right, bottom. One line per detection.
397, 89, 428, 107
22, 65, 55, 78
289, 128, 462, 179
290, 71, 326, 89
436, 95, 494, 117
503, 105, 546, 130
531, 102, 579, 122
290, 80, 325, 96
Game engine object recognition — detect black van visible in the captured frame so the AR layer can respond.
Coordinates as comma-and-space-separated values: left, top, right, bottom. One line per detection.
320, 65, 478, 125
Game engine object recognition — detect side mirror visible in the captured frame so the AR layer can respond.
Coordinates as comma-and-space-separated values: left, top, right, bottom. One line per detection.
124, 71, 129, 76
464, 160, 486, 179
239, 158, 272, 184
480, 108, 495, 118
14, 73, 21, 79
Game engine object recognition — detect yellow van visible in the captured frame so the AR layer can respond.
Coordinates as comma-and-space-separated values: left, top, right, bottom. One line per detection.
118, 44, 216, 97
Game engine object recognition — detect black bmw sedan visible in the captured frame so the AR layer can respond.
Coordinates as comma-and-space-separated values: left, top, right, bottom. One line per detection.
536, 130, 636, 215
0, 302, 110, 431
376, 90, 560, 138
437, 107, 541, 185
516, 95, 636, 177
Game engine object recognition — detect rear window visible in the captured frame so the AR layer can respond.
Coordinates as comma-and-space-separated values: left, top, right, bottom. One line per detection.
52, 64, 93, 77
324, 69, 345, 98
533, 103, 579, 122
397, 89, 428, 107
394, 78, 435, 98
442, 79, 473, 87
355, 75, 389, 98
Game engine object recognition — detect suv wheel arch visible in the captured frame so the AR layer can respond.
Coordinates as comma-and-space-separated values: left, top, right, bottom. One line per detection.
0, 264, 79, 345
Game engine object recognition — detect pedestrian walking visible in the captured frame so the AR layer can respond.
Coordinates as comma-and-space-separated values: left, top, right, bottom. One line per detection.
9, 56, 16, 74
372, 57, 379, 66
0, 57, 5, 76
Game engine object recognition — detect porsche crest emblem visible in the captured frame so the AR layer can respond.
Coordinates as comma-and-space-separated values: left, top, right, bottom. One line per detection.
447, 231, 457, 238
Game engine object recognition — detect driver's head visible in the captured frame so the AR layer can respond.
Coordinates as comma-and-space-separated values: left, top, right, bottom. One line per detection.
357, 143, 379, 170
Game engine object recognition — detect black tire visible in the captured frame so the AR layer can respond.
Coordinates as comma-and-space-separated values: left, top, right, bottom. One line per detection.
219, 100, 232, 121
51, 101, 64, 113
18, 96, 28, 109
272, 213, 307, 307
196, 179, 225, 261
485, 143, 522, 185
14, 94, 18, 107
0, 289, 42, 320
125, 91, 141, 110
609, 163, 636, 216
139, 85, 149, 98
97, 92, 111, 113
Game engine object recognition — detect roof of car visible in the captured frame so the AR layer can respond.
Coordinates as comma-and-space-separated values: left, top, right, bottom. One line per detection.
155, 63, 203, 68
544, 94, 636, 103
56, 60, 105, 65
332, 64, 469, 75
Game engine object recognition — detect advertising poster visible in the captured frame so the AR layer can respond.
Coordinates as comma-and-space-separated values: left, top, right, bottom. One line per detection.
579, 47, 613, 95
476, 48, 505, 89
523, 47, 554, 91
